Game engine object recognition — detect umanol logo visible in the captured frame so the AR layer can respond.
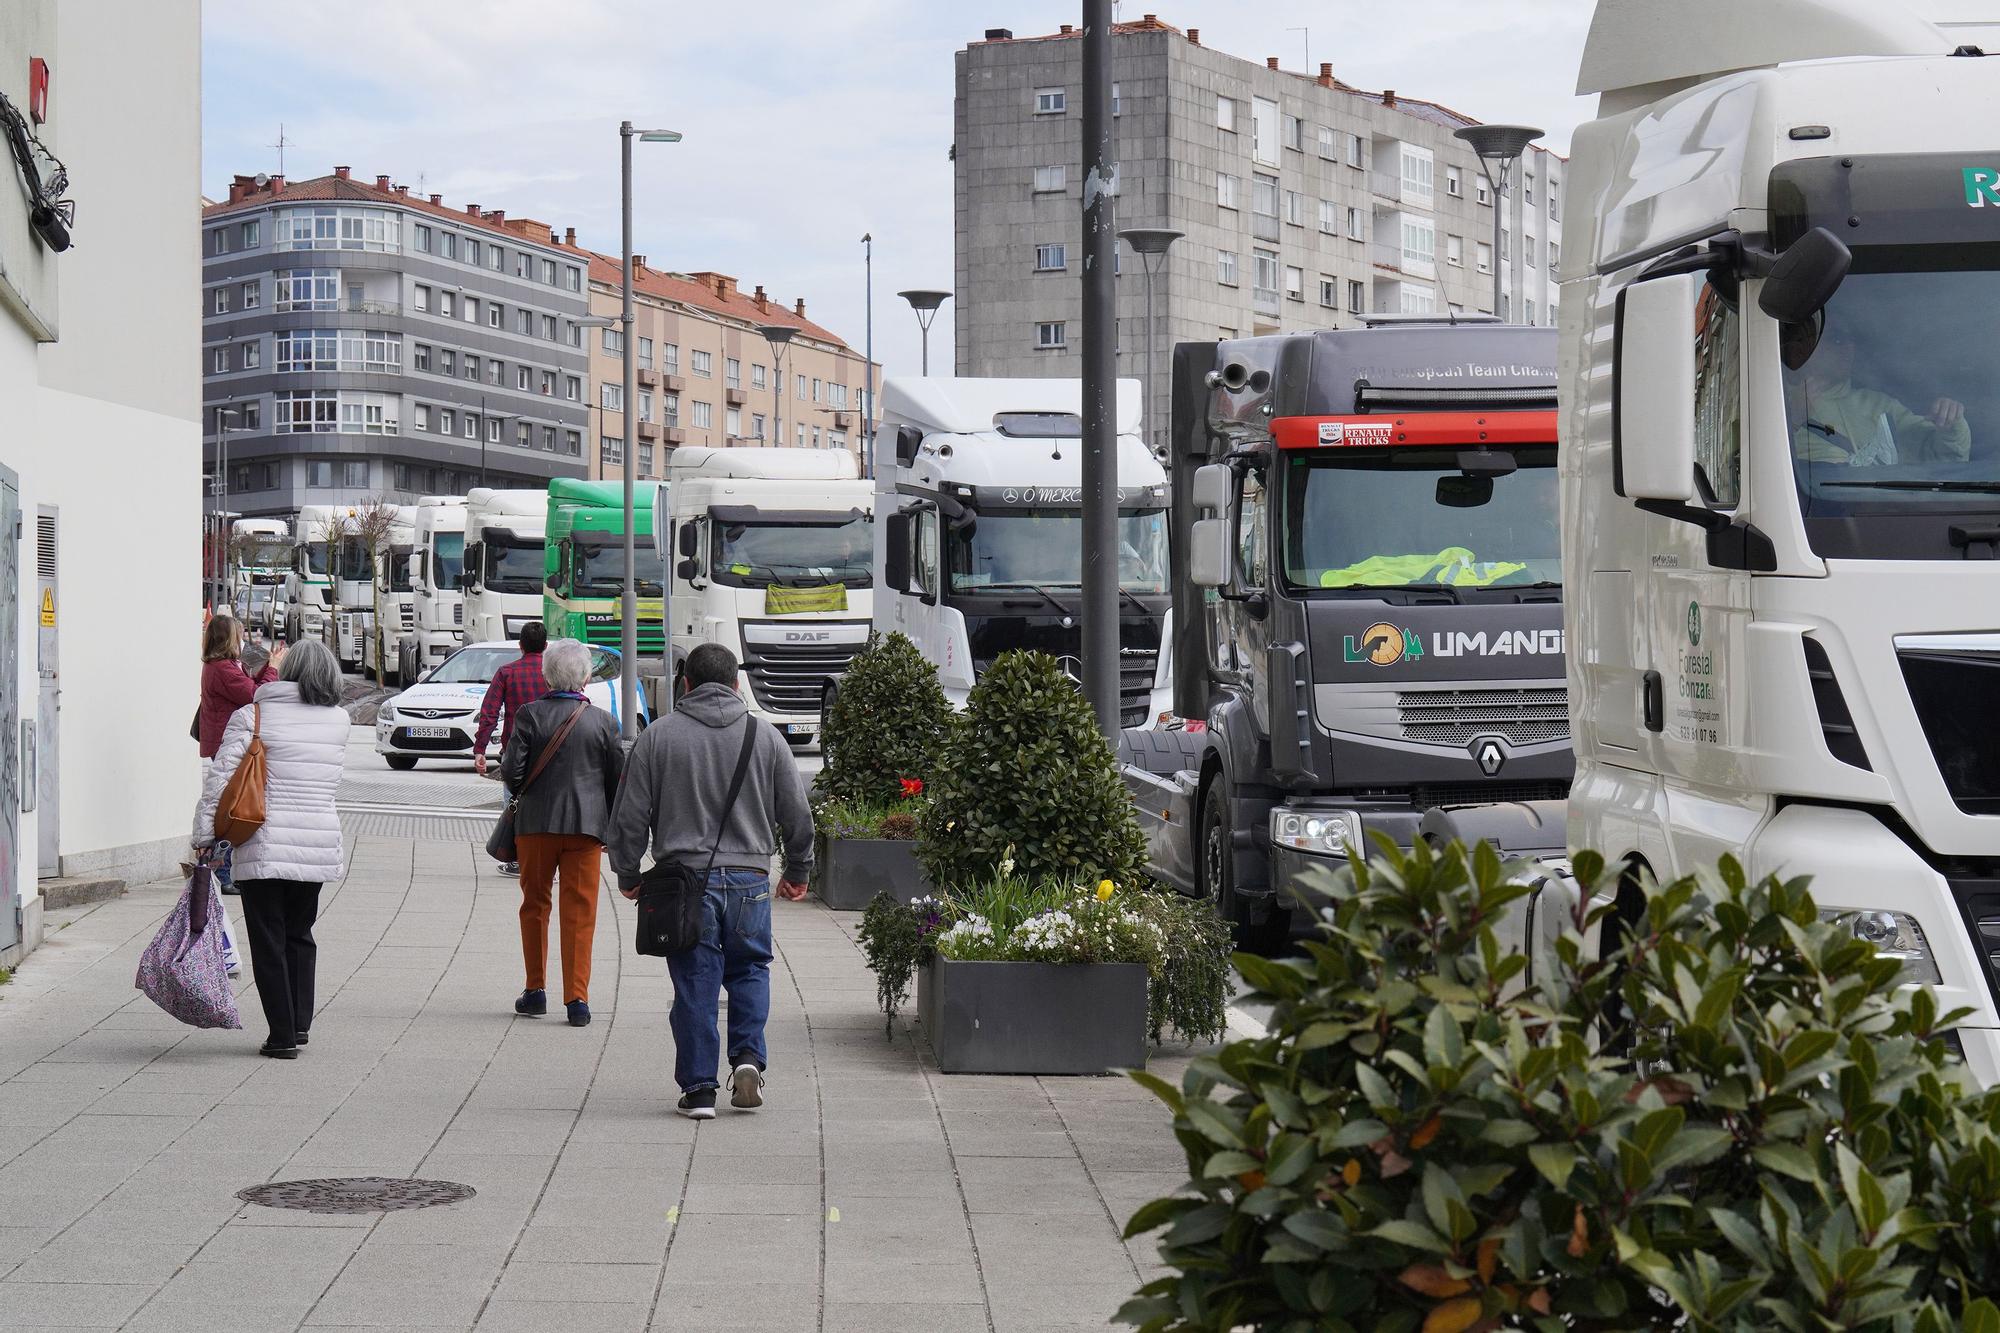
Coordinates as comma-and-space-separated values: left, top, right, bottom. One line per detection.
1966, 168, 2000, 207
1317, 420, 1394, 447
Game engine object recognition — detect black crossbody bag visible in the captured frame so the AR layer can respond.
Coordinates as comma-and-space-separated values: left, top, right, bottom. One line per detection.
635, 718, 758, 957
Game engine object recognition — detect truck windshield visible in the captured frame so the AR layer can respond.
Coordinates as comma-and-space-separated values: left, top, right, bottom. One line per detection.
433, 532, 465, 587
241, 539, 289, 569
483, 540, 543, 594
1281, 446, 1560, 593
948, 509, 1169, 593
299, 544, 332, 576
712, 516, 872, 589
386, 556, 412, 594
569, 538, 663, 598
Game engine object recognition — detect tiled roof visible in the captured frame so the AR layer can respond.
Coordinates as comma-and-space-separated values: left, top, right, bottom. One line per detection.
582, 253, 859, 355
201, 170, 579, 250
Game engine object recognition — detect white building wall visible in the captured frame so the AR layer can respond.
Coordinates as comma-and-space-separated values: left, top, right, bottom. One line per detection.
0, 0, 203, 966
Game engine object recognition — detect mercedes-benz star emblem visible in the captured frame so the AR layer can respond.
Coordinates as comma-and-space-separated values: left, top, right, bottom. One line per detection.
1055, 656, 1085, 685
1473, 738, 1506, 776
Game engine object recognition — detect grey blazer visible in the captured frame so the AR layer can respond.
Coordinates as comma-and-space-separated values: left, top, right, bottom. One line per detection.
500, 696, 625, 841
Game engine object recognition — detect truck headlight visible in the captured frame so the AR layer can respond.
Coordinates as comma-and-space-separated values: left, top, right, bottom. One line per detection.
1271, 809, 1364, 858
1821, 908, 1942, 986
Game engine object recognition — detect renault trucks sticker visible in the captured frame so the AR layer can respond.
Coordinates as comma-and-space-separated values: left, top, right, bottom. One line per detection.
1344, 623, 1564, 667
1317, 420, 1395, 447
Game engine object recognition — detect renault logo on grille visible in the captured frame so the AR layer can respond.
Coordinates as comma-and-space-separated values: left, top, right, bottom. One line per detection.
1472, 738, 1506, 776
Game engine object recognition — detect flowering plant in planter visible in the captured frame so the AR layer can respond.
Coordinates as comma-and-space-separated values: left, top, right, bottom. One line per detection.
817, 632, 952, 807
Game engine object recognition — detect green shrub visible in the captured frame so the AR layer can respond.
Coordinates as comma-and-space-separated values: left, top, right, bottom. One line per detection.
917, 649, 1145, 889
1120, 839, 2000, 1333
819, 631, 952, 808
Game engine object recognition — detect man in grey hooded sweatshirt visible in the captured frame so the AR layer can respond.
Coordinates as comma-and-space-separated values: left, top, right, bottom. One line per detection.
607, 643, 815, 1120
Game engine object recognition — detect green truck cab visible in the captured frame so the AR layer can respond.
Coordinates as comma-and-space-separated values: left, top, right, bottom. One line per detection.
543, 479, 665, 657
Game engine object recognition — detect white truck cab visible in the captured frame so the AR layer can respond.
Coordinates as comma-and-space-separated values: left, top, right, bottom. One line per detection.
461, 488, 547, 644
285, 503, 346, 647
397, 495, 467, 682
1564, 0, 2000, 1079
659, 446, 873, 746
874, 376, 1173, 726
229, 517, 290, 638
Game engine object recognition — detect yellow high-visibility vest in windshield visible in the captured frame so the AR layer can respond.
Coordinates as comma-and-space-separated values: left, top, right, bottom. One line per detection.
1317, 547, 1526, 589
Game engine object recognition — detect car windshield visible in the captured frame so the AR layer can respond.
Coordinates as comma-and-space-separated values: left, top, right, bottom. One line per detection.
947, 509, 1169, 594
570, 538, 663, 597
429, 646, 518, 683
1281, 447, 1560, 593
713, 516, 872, 588
434, 532, 465, 586
483, 540, 543, 594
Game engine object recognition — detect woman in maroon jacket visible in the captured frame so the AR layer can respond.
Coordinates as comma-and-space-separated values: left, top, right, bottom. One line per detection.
198, 617, 284, 760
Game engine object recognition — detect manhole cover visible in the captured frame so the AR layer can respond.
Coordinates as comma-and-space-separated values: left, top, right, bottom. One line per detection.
236, 1177, 476, 1214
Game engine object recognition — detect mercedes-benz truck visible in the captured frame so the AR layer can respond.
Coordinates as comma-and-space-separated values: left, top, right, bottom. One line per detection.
461, 488, 547, 644
1557, 0, 2000, 1081
660, 446, 872, 748
1123, 322, 1569, 947
397, 495, 467, 681
874, 376, 1173, 727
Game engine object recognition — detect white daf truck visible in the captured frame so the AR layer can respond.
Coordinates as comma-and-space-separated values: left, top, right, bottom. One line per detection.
1553, 0, 2000, 1080
396, 495, 467, 682
872, 376, 1173, 725
461, 488, 547, 644
658, 447, 873, 747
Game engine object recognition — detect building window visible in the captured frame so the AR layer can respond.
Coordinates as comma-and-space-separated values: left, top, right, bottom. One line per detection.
664, 392, 679, 425
307, 461, 333, 488
1400, 147, 1435, 205
241, 219, 261, 248
241, 281, 261, 310
1111, 82, 1121, 116
566, 265, 582, 292
517, 309, 533, 335
1283, 190, 1305, 227
727, 406, 742, 436
242, 341, 262, 370
691, 400, 713, 429
462, 297, 479, 324
565, 375, 581, 401
414, 224, 432, 253
211, 287, 230, 314
411, 344, 432, 373
1346, 207, 1364, 242
517, 365, 531, 390
1034, 87, 1066, 115
275, 390, 339, 433
463, 413, 478, 440
517, 422, 532, 448
1348, 280, 1365, 315
1446, 165, 1463, 198
415, 404, 431, 431
1476, 241, 1493, 274
209, 228, 226, 256
1446, 234, 1464, 267
1035, 243, 1066, 271
726, 357, 741, 388
796, 373, 807, 400
211, 346, 228, 374
638, 389, 654, 423
440, 349, 457, 377
751, 363, 766, 390
516, 252, 530, 278
638, 443, 654, 474
1525, 299, 1537, 325
1253, 249, 1280, 306
812, 377, 823, 402
1282, 114, 1304, 152
1476, 176, 1491, 207
1318, 277, 1337, 308
602, 327, 624, 354
1217, 95, 1236, 132
692, 350, 712, 377
1036, 321, 1066, 350
1401, 286, 1438, 315
273, 269, 340, 313
601, 382, 624, 411
464, 237, 481, 267
487, 359, 503, 386
1216, 173, 1241, 210
439, 291, 455, 319
540, 314, 556, 340
540, 370, 555, 396
440, 232, 458, 262
1524, 174, 1535, 208
1318, 199, 1336, 234
663, 343, 679, 373
1251, 97, 1277, 165
565, 430, 581, 456
1033, 165, 1066, 193
276, 205, 399, 253
1401, 218, 1436, 272
489, 245, 505, 272
1284, 266, 1305, 302
1315, 123, 1336, 159
1549, 183, 1561, 221
541, 425, 556, 450
1346, 133, 1364, 169
1549, 240, 1561, 271
540, 258, 558, 285
751, 413, 765, 439
1216, 250, 1238, 287
486, 303, 502, 329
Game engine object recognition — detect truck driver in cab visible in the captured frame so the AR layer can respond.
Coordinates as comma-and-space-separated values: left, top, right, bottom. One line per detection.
1785, 314, 1970, 466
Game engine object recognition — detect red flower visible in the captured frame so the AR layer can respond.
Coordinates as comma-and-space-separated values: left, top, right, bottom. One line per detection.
899, 777, 924, 799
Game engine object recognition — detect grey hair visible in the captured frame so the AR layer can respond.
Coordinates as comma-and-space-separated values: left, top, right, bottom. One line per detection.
541, 638, 593, 693
280, 638, 344, 708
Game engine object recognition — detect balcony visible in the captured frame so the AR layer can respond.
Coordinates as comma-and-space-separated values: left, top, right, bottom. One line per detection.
832, 411, 853, 430
343, 298, 403, 316
663, 426, 687, 445
638, 421, 661, 441
725, 387, 747, 407
637, 367, 658, 387
662, 373, 686, 393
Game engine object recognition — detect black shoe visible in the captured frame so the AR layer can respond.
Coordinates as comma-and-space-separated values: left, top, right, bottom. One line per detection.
499, 861, 520, 875
259, 1041, 299, 1059
566, 1000, 591, 1027
295, 1032, 310, 1047
676, 1089, 717, 1120
515, 989, 547, 1016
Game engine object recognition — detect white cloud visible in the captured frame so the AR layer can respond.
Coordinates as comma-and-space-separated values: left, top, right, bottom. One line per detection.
204, 0, 1594, 383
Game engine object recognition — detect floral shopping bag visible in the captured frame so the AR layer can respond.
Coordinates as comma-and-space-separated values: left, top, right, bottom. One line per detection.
134, 846, 242, 1029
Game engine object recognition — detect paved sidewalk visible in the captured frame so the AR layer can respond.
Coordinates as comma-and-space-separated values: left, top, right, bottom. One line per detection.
0, 835, 1200, 1332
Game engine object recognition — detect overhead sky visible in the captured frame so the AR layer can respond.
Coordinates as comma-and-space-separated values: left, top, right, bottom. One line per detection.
202, 0, 1596, 381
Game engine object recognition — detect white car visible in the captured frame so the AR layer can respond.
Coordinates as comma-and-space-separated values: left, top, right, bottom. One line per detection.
374, 640, 644, 770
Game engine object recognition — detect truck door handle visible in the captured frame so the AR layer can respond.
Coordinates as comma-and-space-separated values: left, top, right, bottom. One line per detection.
1642, 670, 1664, 733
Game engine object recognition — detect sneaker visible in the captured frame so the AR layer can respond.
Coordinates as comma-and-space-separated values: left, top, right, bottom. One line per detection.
225, 960, 242, 977
729, 1063, 765, 1110
514, 989, 547, 1017
676, 1089, 717, 1120
499, 861, 520, 876
566, 1000, 591, 1028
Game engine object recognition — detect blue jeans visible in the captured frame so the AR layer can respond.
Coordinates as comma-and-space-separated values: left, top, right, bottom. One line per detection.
666, 868, 774, 1093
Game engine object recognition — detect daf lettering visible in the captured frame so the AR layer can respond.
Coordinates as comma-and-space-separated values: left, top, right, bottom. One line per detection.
785, 631, 833, 642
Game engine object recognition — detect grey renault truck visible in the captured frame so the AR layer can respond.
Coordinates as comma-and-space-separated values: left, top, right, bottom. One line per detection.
1120, 318, 1571, 946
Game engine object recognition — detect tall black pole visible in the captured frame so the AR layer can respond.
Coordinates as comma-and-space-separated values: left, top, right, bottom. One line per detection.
1080, 0, 1119, 739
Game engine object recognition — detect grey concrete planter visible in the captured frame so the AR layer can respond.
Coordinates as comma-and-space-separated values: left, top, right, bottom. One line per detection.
918, 958, 1149, 1075
814, 837, 928, 910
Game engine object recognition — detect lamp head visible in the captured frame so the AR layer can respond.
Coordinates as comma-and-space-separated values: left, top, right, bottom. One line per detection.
1118, 227, 1185, 256
897, 289, 952, 314
1453, 123, 1544, 164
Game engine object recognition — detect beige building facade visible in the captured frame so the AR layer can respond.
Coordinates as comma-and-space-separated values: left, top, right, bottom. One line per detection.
580, 256, 878, 481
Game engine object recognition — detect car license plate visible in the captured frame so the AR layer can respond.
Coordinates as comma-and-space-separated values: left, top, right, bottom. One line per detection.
406, 725, 451, 739
785, 723, 818, 736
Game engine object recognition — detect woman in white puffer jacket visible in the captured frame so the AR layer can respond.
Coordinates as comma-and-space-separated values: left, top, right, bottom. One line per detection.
194, 638, 348, 1059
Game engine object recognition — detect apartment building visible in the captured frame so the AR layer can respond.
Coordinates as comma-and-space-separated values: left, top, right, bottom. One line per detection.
2, 1, 203, 965
582, 258, 878, 481
954, 15, 1565, 436
199, 169, 592, 514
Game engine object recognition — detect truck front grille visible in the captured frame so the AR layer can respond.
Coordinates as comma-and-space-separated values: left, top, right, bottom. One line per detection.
1397, 686, 1569, 746
582, 622, 666, 654
742, 639, 863, 716
1898, 643, 2000, 815
1120, 648, 1160, 729
399, 605, 415, 631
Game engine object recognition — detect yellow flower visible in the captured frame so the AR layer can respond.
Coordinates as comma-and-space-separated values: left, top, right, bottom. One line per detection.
1096, 879, 1116, 901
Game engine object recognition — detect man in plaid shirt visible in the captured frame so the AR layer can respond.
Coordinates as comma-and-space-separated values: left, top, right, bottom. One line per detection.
474, 622, 548, 873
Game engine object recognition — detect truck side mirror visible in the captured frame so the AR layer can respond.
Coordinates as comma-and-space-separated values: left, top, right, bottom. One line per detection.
678, 523, 698, 559
895, 424, 923, 468
1189, 518, 1231, 589
1759, 226, 1851, 324
1615, 274, 1699, 503
677, 557, 699, 582
1191, 463, 1232, 514
884, 511, 912, 592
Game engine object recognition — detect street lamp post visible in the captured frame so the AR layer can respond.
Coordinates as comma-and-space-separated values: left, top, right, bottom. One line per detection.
1453, 124, 1543, 321
1117, 228, 1183, 461
760, 325, 796, 448
614, 121, 682, 736
897, 289, 951, 375
861, 234, 874, 477
212, 407, 242, 611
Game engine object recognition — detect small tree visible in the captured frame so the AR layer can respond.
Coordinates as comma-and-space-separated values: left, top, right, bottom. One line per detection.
819, 632, 953, 808
917, 650, 1146, 889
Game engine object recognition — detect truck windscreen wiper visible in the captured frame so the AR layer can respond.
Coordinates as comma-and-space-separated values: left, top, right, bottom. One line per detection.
1819, 480, 2000, 493
1323, 583, 1462, 604
985, 582, 1081, 617
1116, 586, 1155, 617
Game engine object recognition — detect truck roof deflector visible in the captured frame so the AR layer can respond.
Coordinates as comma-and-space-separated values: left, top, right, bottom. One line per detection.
1577, 0, 1949, 97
